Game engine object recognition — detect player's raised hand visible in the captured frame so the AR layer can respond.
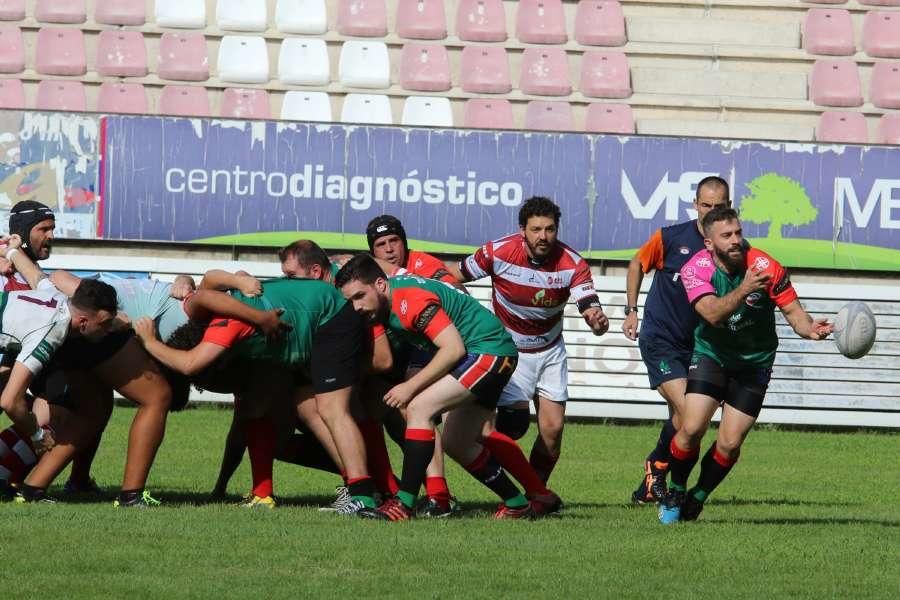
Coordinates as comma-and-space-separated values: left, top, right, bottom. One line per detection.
383, 382, 415, 409
236, 274, 262, 297
5, 234, 22, 250
739, 266, 771, 296
256, 308, 292, 341
133, 317, 159, 343
622, 311, 639, 341
810, 317, 834, 340
169, 275, 196, 300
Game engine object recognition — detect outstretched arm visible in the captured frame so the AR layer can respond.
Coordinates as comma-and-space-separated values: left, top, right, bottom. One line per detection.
2, 235, 47, 290
781, 299, 833, 340
133, 317, 228, 376
199, 269, 262, 296
184, 289, 290, 339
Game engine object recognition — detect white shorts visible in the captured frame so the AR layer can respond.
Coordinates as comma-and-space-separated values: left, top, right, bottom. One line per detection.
498, 337, 569, 407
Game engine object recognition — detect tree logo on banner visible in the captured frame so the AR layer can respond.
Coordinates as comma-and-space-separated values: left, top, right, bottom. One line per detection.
739, 173, 818, 239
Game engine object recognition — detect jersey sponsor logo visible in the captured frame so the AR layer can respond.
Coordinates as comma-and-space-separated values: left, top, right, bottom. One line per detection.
773, 272, 791, 295
414, 258, 423, 271
400, 299, 408, 316
745, 292, 763, 307
679, 246, 690, 255
658, 359, 672, 375
531, 289, 558, 308
413, 303, 439, 332
682, 277, 705, 290
683, 266, 696, 278
751, 256, 770, 272
696, 257, 712, 268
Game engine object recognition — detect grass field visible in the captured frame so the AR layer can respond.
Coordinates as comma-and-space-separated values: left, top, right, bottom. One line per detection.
3, 407, 898, 599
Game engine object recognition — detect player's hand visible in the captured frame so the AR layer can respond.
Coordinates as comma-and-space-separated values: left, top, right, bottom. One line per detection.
236, 274, 262, 297
738, 267, 771, 297
169, 275, 196, 300
34, 427, 56, 457
133, 317, 158, 344
583, 307, 609, 336
383, 382, 415, 409
809, 318, 833, 340
0, 257, 12, 276
5, 234, 22, 251
622, 311, 639, 341
255, 308, 292, 341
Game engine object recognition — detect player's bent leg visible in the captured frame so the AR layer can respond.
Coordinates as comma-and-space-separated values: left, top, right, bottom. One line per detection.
315, 386, 375, 510
295, 387, 345, 474
531, 396, 564, 484
495, 401, 530, 440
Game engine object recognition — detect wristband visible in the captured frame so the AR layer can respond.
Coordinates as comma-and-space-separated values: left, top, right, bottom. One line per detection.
5, 247, 19, 261
30, 426, 45, 443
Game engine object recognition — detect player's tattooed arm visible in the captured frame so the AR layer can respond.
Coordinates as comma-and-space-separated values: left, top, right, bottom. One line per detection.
781, 299, 833, 340
199, 269, 262, 296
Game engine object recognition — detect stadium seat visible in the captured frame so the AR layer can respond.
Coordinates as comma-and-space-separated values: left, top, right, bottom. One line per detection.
524, 100, 575, 131
862, 12, 900, 58
396, 0, 446, 40
36, 80, 86, 112
580, 51, 631, 98
877, 113, 900, 144
216, 0, 267, 32
159, 85, 210, 116
341, 93, 393, 124
97, 82, 148, 114
584, 102, 634, 133
221, 88, 271, 119
809, 59, 863, 107
0, 0, 24, 21
217, 36, 269, 84
520, 48, 571, 96
280, 90, 333, 121
399, 43, 451, 92
462, 98, 514, 129
339, 41, 390, 88
278, 38, 330, 85
157, 32, 209, 81
0, 25, 24, 73
337, 0, 387, 37
95, 0, 146, 26
870, 62, 900, 109
96, 30, 148, 77
574, 1, 626, 46
0, 79, 25, 109
460, 46, 511, 94
35, 28, 86, 76
803, 9, 855, 56
804, 0, 847, 4
456, 0, 507, 42
516, 0, 567, 44
276, 0, 327, 34
815, 111, 868, 143
401, 96, 453, 127
35, 0, 85, 24
858, 0, 900, 6
155, 0, 206, 29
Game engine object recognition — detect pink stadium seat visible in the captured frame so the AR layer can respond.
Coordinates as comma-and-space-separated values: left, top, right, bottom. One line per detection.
863, 12, 900, 59
580, 51, 631, 98
524, 101, 575, 131
463, 98, 514, 129
337, 0, 387, 37
96, 30, 147, 77
396, 0, 446, 40
35, 28, 86, 76
804, 0, 847, 4
516, 0, 567, 44
877, 113, 900, 144
456, 0, 507, 43
460, 46, 511, 94
399, 43, 451, 92
0, 25, 24, 73
858, 0, 900, 6
803, 9, 855, 56
520, 47, 571, 96
97, 82, 148, 114
36, 80, 86, 112
585, 102, 634, 133
816, 111, 868, 143
0, 0, 25, 21
157, 32, 209, 81
574, 1, 626, 46
0, 79, 24, 108
159, 85, 210, 117
809, 59, 863, 107
35, 0, 85, 24
95, 0, 146, 26
870, 62, 900, 109
221, 88, 271, 119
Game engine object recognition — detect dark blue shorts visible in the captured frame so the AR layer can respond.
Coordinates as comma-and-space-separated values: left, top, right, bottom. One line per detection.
638, 335, 692, 390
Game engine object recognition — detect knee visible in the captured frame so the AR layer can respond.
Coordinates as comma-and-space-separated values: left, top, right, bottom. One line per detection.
495, 406, 530, 440
715, 437, 743, 459
539, 412, 564, 441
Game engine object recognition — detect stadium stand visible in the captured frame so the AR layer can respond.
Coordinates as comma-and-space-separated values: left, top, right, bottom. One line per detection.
276, 0, 328, 34
0, 24, 25, 74
35, 0, 86, 24
802, 8, 855, 55
584, 101, 634, 133
94, 0, 146, 26
96, 81, 148, 113
862, 10, 900, 57
340, 92, 393, 123
396, 0, 447, 40
280, 89, 333, 120
401, 94, 453, 125
816, 109, 869, 141
879, 111, 900, 141
278, 38, 330, 86
0, 78, 25, 108
462, 97, 514, 127
399, 43, 452, 91
220, 87, 271, 118
35, 79, 86, 110
216, 0, 268, 32
95, 30, 148, 77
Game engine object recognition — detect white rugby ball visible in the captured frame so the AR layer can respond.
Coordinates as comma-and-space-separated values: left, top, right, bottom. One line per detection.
833, 301, 876, 360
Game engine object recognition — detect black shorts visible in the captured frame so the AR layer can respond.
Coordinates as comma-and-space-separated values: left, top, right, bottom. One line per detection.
309, 302, 365, 394
53, 330, 133, 372
450, 353, 518, 410
686, 355, 772, 418
30, 363, 76, 411
638, 335, 692, 390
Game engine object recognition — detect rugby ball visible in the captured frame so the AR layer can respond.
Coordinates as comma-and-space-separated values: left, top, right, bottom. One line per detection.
833, 301, 876, 360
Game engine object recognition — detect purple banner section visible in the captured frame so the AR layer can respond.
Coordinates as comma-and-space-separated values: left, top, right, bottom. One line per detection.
102, 116, 900, 271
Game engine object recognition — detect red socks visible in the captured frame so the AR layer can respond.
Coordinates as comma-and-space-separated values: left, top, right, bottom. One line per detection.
482, 430, 550, 497
359, 419, 399, 496
425, 476, 450, 503
243, 417, 275, 498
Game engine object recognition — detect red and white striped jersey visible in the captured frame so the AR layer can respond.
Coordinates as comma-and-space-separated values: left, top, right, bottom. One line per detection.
461, 234, 597, 352
1, 272, 30, 292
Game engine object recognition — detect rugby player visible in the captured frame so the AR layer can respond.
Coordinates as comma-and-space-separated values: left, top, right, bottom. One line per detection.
658, 207, 832, 524
336, 254, 543, 521
366, 214, 460, 286
624, 176, 730, 504
452, 197, 609, 490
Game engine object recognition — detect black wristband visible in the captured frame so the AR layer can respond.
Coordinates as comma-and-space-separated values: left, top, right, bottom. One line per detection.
577, 294, 602, 314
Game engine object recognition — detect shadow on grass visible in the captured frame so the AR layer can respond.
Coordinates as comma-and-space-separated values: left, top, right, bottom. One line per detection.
703, 517, 899, 527
709, 496, 859, 508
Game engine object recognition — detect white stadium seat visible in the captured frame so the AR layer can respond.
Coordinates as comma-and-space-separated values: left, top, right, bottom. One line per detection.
280, 90, 333, 121
339, 41, 390, 88
217, 36, 269, 84
401, 96, 453, 127
278, 38, 330, 85
216, 0, 267, 32
276, 0, 327, 34
341, 93, 393, 124
155, 0, 206, 28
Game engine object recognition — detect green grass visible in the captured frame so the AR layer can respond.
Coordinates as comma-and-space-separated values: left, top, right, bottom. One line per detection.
3, 407, 898, 599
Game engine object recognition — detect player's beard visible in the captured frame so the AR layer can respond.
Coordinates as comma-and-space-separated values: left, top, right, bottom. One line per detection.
525, 238, 553, 262
715, 244, 745, 273
375, 295, 391, 323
